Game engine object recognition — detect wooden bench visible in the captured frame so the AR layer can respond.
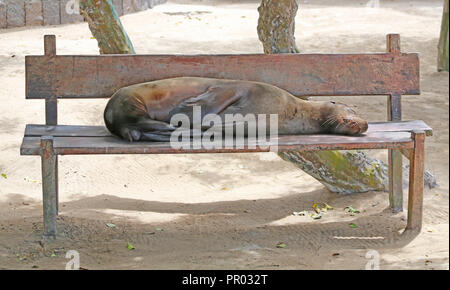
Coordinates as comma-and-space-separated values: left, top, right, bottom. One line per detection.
21, 34, 432, 238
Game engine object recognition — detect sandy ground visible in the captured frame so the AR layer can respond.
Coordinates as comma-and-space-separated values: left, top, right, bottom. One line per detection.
0, 0, 448, 270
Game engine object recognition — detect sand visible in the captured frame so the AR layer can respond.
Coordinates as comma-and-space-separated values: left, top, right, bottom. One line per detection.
0, 0, 448, 270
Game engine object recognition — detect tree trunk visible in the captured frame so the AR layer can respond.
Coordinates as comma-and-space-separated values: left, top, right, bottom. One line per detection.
257, 0, 390, 193
257, 0, 299, 53
278, 150, 388, 193
438, 0, 449, 72
79, 0, 135, 54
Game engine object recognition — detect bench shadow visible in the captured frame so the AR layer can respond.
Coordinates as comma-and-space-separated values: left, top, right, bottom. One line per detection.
2, 188, 420, 250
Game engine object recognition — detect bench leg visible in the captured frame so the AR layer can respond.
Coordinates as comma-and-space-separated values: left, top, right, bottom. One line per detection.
389, 149, 403, 212
387, 93, 403, 212
55, 155, 59, 215
406, 131, 425, 232
40, 136, 58, 238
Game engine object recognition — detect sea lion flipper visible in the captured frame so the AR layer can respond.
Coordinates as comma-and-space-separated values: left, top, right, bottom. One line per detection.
118, 125, 142, 142
139, 128, 203, 142
139, 131, 172, 142
136, 118, 177, 132
166, 86, 242, 122
127, 118, 175, 142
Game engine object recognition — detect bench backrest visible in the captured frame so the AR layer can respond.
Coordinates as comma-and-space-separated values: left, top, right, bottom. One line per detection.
25, 34, 419, 125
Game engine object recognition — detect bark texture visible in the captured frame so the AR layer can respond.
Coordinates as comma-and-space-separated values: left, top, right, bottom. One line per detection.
279, 150, 388, 193
79, 0, 135, 54
438, 0, 449, 72
257, 0, 299, 53
257, 0, 390, 193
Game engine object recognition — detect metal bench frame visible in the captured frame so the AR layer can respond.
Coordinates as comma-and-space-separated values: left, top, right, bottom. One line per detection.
21, 34, 431, 238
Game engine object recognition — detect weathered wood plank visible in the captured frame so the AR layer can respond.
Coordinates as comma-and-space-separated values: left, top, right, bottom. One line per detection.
386, 29, 403, 213
44, 34, 56, 57
406, 131, 426, 232
26, 124, 111, 137
26, 53, 421, 99
24, 120, 433, 138
389, 148, 403, 212
21, 131, 414, 156
388, 94, 402, 121
387, 34, 401, 54
387, 93, 403, 212
45, 99, 58, 125
43, 35, 57, 125
40, 136, 58, 238
368, 120, 432, 135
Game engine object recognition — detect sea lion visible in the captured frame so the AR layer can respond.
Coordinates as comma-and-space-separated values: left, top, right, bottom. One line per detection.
104, 77, 368, 142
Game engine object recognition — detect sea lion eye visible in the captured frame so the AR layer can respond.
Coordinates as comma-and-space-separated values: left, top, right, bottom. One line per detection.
330, 101, 336, 104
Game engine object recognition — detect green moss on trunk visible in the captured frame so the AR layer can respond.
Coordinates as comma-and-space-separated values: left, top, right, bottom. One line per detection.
278, 150, 388, 193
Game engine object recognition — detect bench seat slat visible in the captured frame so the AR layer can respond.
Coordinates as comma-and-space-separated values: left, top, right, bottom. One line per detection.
20, 131, 414, 156
25, 124, 111, 137
24, 120, 433, 138
367, 120, 432, 136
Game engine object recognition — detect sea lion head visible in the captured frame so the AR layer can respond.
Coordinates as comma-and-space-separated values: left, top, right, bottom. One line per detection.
321, 101, 368, 135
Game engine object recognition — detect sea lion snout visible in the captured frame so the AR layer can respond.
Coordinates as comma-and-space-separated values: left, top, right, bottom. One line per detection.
342, 117, 368, 135
323, 101, 368, 135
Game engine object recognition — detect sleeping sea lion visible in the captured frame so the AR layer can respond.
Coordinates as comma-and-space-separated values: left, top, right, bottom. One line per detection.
103, 77, 368, 142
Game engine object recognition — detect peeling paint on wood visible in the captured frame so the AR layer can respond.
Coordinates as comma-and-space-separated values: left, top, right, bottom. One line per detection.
20, 131, 415, 156
23, 120, 433, 138
26, 53, 420, 100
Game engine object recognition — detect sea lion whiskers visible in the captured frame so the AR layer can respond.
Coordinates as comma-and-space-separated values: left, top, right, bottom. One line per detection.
321, 116, 335, 126
321, 114, 340, 127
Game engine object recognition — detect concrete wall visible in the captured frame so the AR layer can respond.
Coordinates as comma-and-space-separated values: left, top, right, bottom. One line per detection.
0, 0, 166, 29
